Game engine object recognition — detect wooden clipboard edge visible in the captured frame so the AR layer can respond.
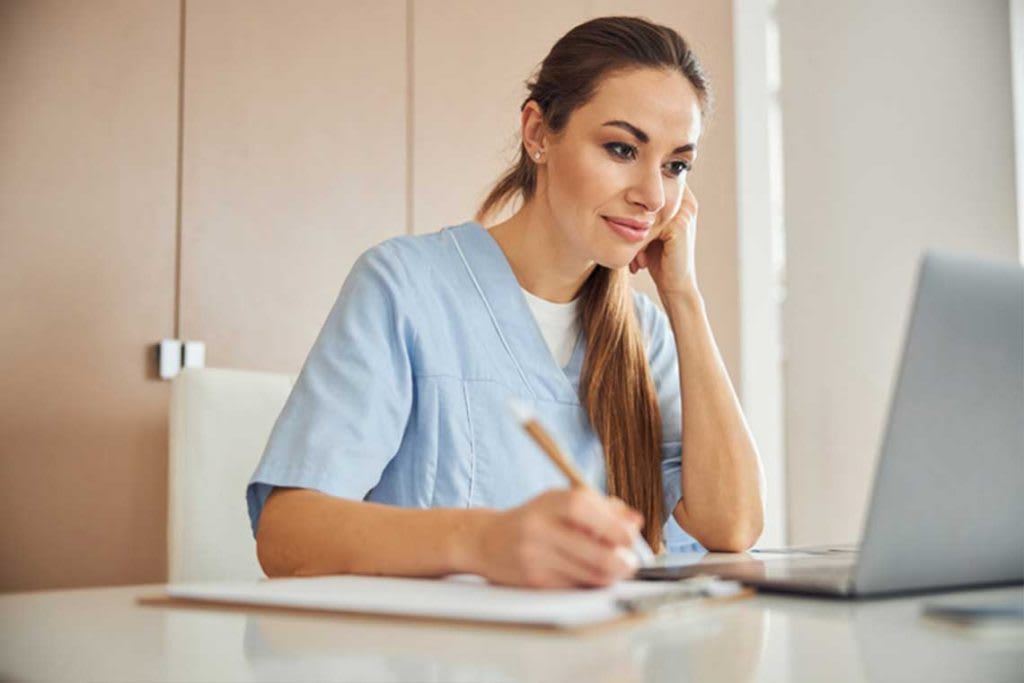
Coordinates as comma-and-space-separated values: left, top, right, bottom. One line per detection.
136, 593, 650, 636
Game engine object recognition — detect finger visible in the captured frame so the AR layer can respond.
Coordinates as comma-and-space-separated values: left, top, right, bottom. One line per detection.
545, 520, 637, 585
608, 496, 644, 530
559, 490, 637, 548
636, 249, 648, 269
517, 519, 613, 588
546, 545, 616, 587
501, 519, 583, 589
681, 186, 699, 218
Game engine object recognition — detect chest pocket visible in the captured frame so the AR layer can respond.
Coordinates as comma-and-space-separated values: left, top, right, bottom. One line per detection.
460, 380, 606, 509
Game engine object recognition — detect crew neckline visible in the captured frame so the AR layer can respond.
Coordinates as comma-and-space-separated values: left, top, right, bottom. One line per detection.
519, 286, 578, 309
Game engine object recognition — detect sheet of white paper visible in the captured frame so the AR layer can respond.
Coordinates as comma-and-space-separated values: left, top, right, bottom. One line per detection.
166, 574, 698, 628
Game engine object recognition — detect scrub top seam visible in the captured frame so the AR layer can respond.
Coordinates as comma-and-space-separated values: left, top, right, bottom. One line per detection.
461, 382, 477, 506
447, 229, 536, 398
412, 373, 504, 382
412, 374, 584, 407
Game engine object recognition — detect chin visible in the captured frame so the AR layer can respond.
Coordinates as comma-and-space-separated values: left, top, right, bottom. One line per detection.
588, 227, 649, 271
592, 252, 636, 271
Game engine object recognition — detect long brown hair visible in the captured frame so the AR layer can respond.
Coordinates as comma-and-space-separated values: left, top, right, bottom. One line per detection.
475, 17, 712, 549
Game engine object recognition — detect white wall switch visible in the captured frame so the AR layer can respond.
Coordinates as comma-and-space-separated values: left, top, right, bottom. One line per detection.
159, 339, 183, 380
183, 341, 206, 369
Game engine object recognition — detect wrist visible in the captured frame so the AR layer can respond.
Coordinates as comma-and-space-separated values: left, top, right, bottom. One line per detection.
447, 508, 499, 575
661, 285, 706, 321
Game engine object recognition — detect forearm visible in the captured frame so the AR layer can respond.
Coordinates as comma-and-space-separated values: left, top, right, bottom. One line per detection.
664, 291, 765, 551
255, 488, 495, 578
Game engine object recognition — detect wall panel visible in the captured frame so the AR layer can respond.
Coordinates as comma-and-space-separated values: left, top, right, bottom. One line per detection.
412, 1, 587, 233
180, 0, 408, 373
0, 0, 180, 591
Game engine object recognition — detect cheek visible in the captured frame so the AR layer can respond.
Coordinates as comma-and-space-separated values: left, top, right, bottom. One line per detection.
549, 150, 622, 211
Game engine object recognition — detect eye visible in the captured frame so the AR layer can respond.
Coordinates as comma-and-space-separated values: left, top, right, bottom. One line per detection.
604, 142, 637, 160
665, 160, 693, 177
605, 142, 693, 178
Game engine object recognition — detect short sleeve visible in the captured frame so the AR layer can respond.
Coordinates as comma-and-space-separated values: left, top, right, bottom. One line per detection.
246, 244, 415, 536
635, 292, 703, 553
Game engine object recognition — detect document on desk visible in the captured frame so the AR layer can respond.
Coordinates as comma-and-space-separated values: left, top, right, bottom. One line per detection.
161, 574, 745, 630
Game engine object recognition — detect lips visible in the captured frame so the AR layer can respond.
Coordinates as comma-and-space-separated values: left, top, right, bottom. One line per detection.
605, 216, 652, 230
602, 216, 651, 243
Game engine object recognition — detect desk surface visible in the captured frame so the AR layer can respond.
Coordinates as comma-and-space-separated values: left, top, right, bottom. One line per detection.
2, 580, 1021, 682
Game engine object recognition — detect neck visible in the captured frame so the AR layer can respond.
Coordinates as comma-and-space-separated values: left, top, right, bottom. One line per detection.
486, 200, 596, 304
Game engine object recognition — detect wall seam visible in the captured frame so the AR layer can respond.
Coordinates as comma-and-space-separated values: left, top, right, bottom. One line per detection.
173, 0, 187, 337
405, 0, 414, 235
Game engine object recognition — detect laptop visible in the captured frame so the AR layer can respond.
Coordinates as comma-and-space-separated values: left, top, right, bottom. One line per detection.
639, 251, 1024, 597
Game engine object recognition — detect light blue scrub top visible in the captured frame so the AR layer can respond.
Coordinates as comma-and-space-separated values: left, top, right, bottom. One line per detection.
247, 222, 701, 552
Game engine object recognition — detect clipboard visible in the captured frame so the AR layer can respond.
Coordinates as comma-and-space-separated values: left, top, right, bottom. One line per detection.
139, 574, 753, 632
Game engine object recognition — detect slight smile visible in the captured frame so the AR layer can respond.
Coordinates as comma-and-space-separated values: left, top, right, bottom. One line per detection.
602, 216, 652, 243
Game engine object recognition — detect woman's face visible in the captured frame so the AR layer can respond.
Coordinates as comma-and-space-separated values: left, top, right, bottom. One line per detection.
537, 67, 703, 269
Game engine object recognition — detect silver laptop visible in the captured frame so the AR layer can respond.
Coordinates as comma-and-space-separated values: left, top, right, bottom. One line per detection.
639, 251, 1024, 597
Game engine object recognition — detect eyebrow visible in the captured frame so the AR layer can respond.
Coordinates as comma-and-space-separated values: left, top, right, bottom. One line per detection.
602, 120, 695, 154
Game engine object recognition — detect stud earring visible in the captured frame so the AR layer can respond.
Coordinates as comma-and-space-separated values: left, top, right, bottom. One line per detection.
534, 150, 542, 160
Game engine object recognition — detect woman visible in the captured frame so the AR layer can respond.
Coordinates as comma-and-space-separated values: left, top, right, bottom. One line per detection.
249, 16, 764, 589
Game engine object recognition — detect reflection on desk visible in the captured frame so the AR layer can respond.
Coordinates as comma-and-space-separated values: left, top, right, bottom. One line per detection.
0, 581, 1021, 682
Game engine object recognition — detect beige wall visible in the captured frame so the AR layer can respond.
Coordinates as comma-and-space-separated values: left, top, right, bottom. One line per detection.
1, 1, 741, 591
0, 0, 179, 591
179, 0, 408, 373
779, 0, 1019, 544
411, 1, 588, 233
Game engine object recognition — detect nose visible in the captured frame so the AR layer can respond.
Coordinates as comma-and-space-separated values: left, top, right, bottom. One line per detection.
624, 164, 666, 215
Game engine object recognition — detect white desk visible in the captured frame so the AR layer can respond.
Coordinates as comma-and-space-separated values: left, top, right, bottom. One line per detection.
1, 582, 1021, 682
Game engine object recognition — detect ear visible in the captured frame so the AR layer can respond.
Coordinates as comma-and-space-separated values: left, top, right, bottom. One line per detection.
520, 100, 548, 159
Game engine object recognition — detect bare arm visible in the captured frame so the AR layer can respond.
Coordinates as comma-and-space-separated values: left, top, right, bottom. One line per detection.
631, 185, 765, 552
666, 292, 765, 551
255, 486, 643, 586
256, 488, 486, 577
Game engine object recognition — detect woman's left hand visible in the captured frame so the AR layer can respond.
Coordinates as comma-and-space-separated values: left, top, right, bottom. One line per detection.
628, 184, 700, 299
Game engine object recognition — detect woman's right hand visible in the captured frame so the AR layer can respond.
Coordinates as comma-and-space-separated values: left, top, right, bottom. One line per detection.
464, 488, 645, 588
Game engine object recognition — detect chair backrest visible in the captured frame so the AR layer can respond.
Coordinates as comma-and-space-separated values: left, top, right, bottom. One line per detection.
168, 367, 295, 582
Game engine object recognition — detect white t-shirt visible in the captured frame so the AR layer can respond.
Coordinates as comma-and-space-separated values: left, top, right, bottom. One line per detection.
520, 287, 580, 368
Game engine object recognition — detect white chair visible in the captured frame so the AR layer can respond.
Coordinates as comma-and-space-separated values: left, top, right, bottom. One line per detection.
167, 367, 295, 582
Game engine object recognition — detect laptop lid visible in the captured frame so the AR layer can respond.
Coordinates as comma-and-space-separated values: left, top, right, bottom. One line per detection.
852, 251, 1024, 595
